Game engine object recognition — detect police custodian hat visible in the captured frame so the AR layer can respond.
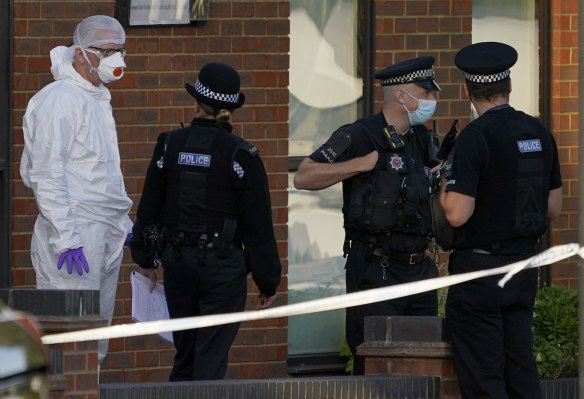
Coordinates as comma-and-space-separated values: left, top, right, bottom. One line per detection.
185, 62, 246, 109
455, 42, 518, 83
374, 56, 441, 91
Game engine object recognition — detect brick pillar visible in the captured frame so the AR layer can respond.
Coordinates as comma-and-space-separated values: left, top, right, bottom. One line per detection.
357, 316, 461, 399
0, 289, 106, 399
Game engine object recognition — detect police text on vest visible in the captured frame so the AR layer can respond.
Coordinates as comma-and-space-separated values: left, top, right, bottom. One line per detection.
178, 152, 211, 167
517, 139, 542, 153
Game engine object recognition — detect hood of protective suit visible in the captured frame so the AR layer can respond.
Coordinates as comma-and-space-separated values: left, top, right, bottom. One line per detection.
49, 45, 110, 100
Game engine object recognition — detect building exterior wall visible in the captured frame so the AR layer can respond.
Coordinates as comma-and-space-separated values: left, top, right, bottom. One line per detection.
550, 0, 579, 288
9, 0, 578, 382
11, 0, 290, 381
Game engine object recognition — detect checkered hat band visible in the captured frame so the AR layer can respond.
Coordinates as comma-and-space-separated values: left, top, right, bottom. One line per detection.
464, 69, 510, 83
195, 79, 240, 104
381, 68, 434, 86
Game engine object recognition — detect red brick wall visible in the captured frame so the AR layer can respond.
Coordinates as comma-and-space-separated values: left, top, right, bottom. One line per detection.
374, 0, 473, 135
11, 0, 290, 381
549, 0, 579, 288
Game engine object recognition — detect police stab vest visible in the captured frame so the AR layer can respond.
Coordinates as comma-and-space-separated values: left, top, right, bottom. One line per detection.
160, 123, 248, 240
344, 116, 433, 237
452, 109, 551, 249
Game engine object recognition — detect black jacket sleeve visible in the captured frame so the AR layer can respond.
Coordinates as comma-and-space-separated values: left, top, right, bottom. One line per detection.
234, 146, 282, 296
130, 133, 168, 268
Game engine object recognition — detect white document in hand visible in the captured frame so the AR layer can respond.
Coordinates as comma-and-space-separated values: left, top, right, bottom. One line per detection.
130, 270, 173, 343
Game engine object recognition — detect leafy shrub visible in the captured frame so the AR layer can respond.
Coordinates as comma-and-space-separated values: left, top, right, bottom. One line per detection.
339, 336, 354, 374
533, 285, 578, 379
437, 287, 448, 317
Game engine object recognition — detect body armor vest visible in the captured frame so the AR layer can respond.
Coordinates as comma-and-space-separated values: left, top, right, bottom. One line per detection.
161, 123, 243, 241
453, 109, 550, 250
344, 116, 433, 238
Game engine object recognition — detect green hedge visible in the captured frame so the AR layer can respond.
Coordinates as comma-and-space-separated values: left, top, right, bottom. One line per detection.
533, 285, 578, 379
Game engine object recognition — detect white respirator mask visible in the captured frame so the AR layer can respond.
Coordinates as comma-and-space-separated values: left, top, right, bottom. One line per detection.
82, 48, 126, 83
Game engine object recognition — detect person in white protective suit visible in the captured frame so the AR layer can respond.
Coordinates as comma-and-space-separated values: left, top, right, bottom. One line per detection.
20, 15, 133, 365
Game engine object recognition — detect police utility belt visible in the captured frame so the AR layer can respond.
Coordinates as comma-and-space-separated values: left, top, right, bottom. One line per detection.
162, 228, 241, 261
372, 247, 427, 265
344, 233, 428, 265
166, 231, 241, 250
457, 236, 541, 258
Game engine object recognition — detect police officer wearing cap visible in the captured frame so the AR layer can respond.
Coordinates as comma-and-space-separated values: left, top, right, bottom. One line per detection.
440, 42, 562, 399
294, 56, 441, 375
130, 62, 282, 381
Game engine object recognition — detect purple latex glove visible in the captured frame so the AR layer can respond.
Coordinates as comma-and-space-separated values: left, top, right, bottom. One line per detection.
125, 233, 133, 247
57, 247, 89, 276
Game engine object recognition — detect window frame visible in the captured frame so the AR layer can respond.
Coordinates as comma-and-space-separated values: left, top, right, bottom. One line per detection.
538, 0, 553, 286
286, 0, 374, 374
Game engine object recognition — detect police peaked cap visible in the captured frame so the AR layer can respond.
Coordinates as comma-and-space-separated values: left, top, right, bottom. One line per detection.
455, 42, 518, 83
185, 62, 245, 109
374, 56, 441, 91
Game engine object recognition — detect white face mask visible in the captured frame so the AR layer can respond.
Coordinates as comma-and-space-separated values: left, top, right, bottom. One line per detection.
402, 88, 436, 125
82, 48, 126, 83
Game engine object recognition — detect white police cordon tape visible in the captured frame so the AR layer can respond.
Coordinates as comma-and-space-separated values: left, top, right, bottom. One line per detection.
497, 243, 580, 287
41, 243, 581, 345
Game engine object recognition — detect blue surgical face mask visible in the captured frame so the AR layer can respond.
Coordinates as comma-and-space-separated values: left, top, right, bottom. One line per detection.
402, 88, 436, 125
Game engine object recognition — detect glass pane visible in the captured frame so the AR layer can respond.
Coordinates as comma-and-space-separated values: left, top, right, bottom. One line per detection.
288, 0, 363, 356
288, 174, 345, 355
289, 0, 363, 155
472, 0, 539, 116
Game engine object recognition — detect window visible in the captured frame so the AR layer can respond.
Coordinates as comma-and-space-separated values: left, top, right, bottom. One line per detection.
472, 0, 539, 117
287, 0, 370, 372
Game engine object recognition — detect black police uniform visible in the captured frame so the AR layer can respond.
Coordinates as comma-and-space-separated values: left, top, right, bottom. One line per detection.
308, 111, 439, 375
444, 42, 562, 399
131, 117, 281, 381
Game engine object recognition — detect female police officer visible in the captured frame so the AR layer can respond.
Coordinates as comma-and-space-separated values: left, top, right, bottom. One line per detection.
130, 62, 281, 381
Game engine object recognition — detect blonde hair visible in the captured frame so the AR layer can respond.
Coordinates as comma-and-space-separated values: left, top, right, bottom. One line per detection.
215, 109, 232, 124
199, 102, 233, 124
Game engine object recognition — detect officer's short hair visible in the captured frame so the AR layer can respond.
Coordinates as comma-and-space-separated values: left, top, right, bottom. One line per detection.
467, 79, 511, 102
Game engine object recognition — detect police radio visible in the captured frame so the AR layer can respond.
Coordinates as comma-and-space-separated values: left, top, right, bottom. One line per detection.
383, 125, 404, 149
436, 119, 459, 161
427, 120, 441, 167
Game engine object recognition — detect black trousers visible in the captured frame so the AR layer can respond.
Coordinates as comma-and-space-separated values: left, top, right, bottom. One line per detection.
161, 245, 247, 381
445, 249, 542, 399
345, 241, 439, 375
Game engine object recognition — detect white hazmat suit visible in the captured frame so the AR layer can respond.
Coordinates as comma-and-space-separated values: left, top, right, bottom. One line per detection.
20, 15, 132, 364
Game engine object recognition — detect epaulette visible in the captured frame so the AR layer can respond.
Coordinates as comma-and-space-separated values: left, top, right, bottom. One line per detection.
240, 141, 259, 156
233, 138, 259, 157
229, 138, 258, 173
